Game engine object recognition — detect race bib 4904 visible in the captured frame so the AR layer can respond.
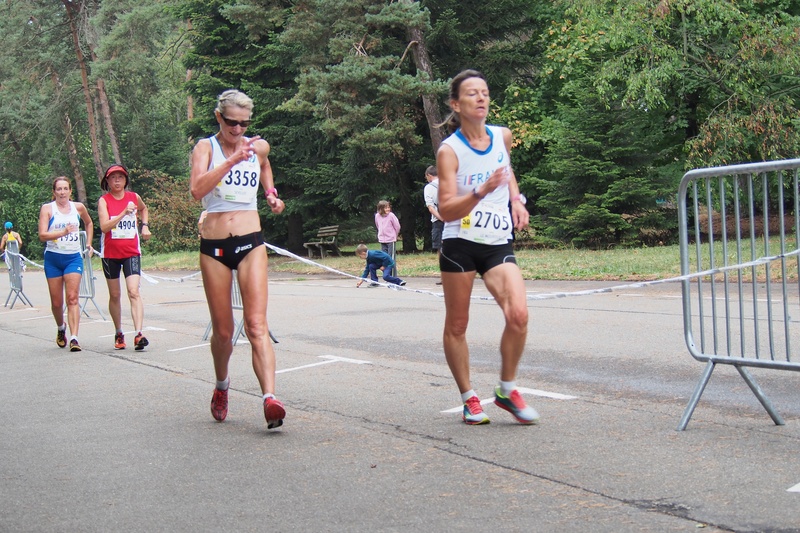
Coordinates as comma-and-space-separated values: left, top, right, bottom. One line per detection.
111, 214, 138, 239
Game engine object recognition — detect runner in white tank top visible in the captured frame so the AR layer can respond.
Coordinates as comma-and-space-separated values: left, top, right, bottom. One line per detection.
189, 89, 287, 430
37, 176, 94, 352
436, 70, 539, 426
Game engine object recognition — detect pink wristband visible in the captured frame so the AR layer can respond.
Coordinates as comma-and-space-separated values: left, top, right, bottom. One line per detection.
265, 187, 278, 198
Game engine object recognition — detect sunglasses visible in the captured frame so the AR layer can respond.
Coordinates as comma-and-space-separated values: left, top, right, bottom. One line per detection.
220, 114, 252, 128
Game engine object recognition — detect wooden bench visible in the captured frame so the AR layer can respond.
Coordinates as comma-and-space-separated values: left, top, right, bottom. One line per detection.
303, 225, 341, 258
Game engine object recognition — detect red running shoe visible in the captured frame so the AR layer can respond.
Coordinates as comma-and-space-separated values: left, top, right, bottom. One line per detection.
494, 387, 540, 425
462, 395, 490, 425
114, 332, 126, 350
264, 396, 285, 429
134, 333, 149, 351
211, 387, 228, 422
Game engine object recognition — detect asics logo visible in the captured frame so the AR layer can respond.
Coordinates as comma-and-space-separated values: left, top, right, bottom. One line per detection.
235, 244, 253, 254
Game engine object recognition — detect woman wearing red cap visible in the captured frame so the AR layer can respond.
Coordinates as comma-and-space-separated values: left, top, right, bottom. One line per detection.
98, 164, 151, 351
190, 89, 286, 430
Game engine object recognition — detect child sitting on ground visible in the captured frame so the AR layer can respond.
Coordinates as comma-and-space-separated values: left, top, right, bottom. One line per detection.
355, 244, 406, 287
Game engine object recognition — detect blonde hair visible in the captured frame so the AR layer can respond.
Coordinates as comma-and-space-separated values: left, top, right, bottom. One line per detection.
356, 244, 368, 254
376, 200, 390, 215
215, 89, 254, 115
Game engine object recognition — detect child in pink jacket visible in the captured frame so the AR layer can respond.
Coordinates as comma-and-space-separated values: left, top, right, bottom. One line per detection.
375, 200, 400, 276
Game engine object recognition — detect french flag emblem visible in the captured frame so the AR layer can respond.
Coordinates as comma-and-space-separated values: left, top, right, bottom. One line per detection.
214, 249, 223, 257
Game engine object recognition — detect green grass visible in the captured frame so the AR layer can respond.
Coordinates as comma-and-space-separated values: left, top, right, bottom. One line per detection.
44, 238, 800, 282
131, 244, 685, 281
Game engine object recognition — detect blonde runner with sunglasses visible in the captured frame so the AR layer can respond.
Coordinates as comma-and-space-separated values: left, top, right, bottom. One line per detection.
190, 89, 287, 430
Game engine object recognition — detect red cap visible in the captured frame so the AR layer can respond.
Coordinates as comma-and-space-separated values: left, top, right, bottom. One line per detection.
101, 164, 129, 191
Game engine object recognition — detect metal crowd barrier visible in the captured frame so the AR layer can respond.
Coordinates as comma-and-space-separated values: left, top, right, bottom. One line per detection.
78, 231, 106, 320
202, 269, 278, 345
3, 239, 32, 308
677, 158, 800, 430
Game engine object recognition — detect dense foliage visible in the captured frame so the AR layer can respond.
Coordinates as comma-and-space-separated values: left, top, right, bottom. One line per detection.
0, 0, 798, 258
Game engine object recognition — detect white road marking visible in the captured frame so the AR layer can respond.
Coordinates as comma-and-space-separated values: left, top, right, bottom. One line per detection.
21, 314, 104, 323
788, 482, 800, 493
99, 326, 167, 338
22, 315, 60, 321
441, 387, 578, 413
277, 355, 371, 374
168, 343, 209, 352
0, 307, 37, 316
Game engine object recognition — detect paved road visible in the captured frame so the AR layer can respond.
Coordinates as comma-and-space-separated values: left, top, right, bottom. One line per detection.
1, 268, 799, 532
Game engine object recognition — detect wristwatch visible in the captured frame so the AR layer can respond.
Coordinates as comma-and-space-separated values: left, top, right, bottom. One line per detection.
511, 193, 527, 205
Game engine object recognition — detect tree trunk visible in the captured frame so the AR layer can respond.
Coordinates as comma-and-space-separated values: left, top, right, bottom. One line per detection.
396, 155, 419, 254
92, 57, 121, 165
187, 70, 194, 120
63, 113, 87, 205
63, 0, 104, 183
408, 26, 445, 154
285, 212, 305, 255
186, 20, 194, 140
49, 69, 87, 204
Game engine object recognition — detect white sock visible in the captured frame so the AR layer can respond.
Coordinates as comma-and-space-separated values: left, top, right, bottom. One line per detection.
70, 335, 78, 342
262, 393, 275, 402
58, 324, 66, 332
216, 377, 229, 391
499, 380, 516, 396
460, 389, 477, 403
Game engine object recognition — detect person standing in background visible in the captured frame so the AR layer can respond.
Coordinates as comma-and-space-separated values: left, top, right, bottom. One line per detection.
423, 165, 444, 284
1, 221, 23, 257
374, 200, 400, 277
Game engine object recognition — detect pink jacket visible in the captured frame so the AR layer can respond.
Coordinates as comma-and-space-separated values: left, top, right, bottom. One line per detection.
375, 212, 400, 243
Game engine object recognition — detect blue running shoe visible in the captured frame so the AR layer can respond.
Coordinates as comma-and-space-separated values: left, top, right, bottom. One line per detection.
494, 387, 539, 424
462, 396, 490, 425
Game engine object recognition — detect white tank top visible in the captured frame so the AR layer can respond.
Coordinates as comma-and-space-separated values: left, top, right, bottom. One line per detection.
202, 135, 260, 212
45, 201, 82, 254
440, 125, 513, 245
